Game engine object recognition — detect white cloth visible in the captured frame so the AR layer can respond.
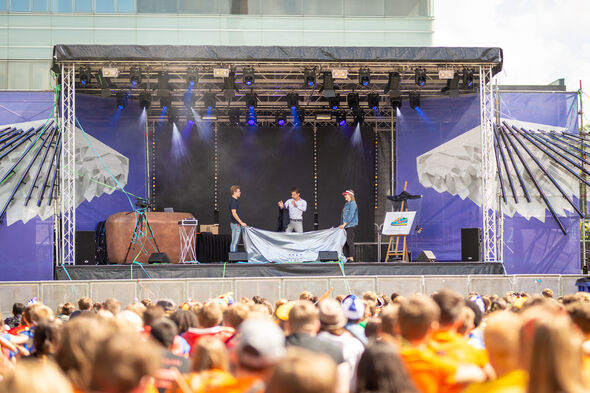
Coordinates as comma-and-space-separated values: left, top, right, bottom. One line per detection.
317, 331, 365, 385
284, 198, 307, 220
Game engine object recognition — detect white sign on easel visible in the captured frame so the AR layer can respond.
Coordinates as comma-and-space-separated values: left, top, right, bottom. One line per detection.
381, 211, 416, 236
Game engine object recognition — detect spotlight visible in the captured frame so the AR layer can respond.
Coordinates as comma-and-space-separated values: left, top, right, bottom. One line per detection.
384, 72, 401, 94
367, 93, 380, 111
347, 93, 360, 111
248, 118, 256, 126
129, 66, 142, 87
463, 68, 474, 88
335, 111, 347, 126
287, 92, 299, 109
409, 91, 420, 109
389, 91, 402, 109
186, 69, 198, 88
184, 92, 195, 108
228, 108, 241, 126
353, 109, 365, 125
223, 71, 238, 99
321, 71, 335, 98
276, 111, 287, 126
79, 66, 92, 87
160, 93, 171, 109
116, 91, 128, 109
242, 67, 255, 87
304, 68, 316, 87
414, 68, 427, 87
295, 108, 305, 125
328, 95, 341, 110
139, 91, 151, 110
96, 70, 113, 97
157, 71, 170, 98
358, 67, 371, 87
245, 93, 257, 109
203, 93, 216, 109
168, 107, 178, 125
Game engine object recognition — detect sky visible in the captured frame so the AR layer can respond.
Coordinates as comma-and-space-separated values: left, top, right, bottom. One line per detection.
434, 0, 590, 125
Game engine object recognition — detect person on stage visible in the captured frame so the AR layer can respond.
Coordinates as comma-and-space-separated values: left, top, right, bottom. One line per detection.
278, 187, 307, 233
339, 189, 358, 262
229, 185, 247, 252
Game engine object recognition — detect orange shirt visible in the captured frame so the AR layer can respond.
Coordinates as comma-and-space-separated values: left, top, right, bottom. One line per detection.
429, 330, 488, 368
204, 375, 265, 393
400, 344, 458, 393
583, 353, 590, 389
164, 369, 237, 393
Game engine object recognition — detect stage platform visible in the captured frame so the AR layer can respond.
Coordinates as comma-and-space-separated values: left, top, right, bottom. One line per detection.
55, 261, 505, 280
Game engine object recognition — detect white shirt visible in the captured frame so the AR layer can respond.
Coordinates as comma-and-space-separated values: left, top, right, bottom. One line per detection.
284, 198, 307, 220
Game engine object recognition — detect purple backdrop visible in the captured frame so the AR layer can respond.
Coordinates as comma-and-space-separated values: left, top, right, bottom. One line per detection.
397, 92, 579, 274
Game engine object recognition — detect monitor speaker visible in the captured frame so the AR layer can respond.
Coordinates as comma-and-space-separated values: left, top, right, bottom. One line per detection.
461, 228, 482, 261
318, 251, 339, 262
228, 252, 248, 262
148, 252, 170, 264
416, 250, 436, 262
75, 231, 96, 265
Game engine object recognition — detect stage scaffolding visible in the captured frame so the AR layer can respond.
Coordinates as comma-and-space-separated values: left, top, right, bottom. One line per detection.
52, 44, 503, 265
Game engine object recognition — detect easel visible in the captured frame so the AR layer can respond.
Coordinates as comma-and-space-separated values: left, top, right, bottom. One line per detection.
385, 181, 409, 262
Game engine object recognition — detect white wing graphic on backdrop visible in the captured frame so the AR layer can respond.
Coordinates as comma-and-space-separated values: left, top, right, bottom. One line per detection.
0, 119, 129, 226
416, 119, 578, 222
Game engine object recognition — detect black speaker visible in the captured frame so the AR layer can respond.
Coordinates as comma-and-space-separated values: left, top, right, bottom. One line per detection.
228, 252, 248, 262
75, 231, 96, 265
416, 250, 436, 262
461, 228, 482, 261
318, 251, 339, 262
148, 252, 170, 264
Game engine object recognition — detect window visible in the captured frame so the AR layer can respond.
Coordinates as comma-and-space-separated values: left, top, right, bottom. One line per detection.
179, 0, 217, 14
53, 0, 73, 12
10, 0, 30, 12
95, 0, 114, 12
32, 0, 48, 11
137, 0, 177, 13
74, 0, 91, 12
117, 0, 135, 12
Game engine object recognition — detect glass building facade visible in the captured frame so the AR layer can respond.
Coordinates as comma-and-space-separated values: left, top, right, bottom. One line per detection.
0, 0, 433, 89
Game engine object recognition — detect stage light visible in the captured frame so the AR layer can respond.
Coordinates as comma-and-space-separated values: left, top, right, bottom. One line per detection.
96, 70, 113, 97
214, 68, 230, 78
331, 69, 348, 79
186, 69, 198, 88
203, 93, 216, 109
168, 107, 178, 125
160, 93, 171, 110
328, 95, 340, 110
315, 113, 332, 121
463, 68, 474, 87
389, 91, 402, 109
409, 91, 420, 109
242, 67, 255, 86
384, 72, 401, 94
335, 111, 347, 126
347, 93, 360, 111
245, 93, 257, 109
116, 91, 128, 110
321, 72, 335, 98
287, 92, 299, 109
223, 71, 238, 99
228, 108, 241, 125
184, 92, 195, 108
438, 69, 454, 80
304, 68, 316, 87
276, 111, 287, 126
201, 110, 218, 121
295, 108, 305, 125
353, 109, 364, 125
139, 91, 151, 109
129, 66, 142, 87
101, 66, 119, 78
358, 67, 371, 87
157, 71, 170, 100
414, 68, 427, 87
367, 93, 380, 111
79, 66, 92, 87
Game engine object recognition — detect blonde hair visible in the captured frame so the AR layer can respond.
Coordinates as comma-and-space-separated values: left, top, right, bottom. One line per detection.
191, 336, 229, 372
230, 185, 240, 195
0, 359, 73, 393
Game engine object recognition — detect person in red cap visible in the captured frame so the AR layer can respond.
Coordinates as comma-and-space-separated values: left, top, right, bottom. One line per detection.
339, 190, 358, 262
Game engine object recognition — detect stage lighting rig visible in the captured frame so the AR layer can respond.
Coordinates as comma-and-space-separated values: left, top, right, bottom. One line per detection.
203, 93, 216, 109
367, 93, 380, 111
78, 66, 92, 87
242, 67, 255, 87
186, 69, 198, 88
441, 74, 460, 97
276, 111, 287, 126
245, 93, 258, 108
139, 91, 151, 110
384, 72, 401, 94
116, 91, 128, 109
320, 71, 336, 98
129, 66, 142, 87
96, 70, 113, 97
409, 91, 420, 109
414, 68, 427, 87
304, 68, 316, 88
389, 91, 402, 109
287, 92, 300, 109
328, 95, 341, 110
347, 93, 360, 111
184, 91, 196, 108
228, 108, 241, 125
463, 68, 474, 87
168, 107, 178, 125
223, 70, 238, 99
358, 68, 371, 87
157, 71, 170, 99
353, 109, 365, 125
160, 93, 171, 109
335, 111, 347, 126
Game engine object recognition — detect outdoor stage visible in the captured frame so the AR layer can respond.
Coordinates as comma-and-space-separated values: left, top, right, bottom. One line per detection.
54, 261, 505, 280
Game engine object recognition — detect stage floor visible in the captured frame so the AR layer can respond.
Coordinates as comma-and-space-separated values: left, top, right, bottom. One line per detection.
55, 261, 505, 280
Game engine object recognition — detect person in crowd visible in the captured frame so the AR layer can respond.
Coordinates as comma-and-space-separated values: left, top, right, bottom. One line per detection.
229, 184, 247, 253
364, 317, 381, 341
0, 359, 74, 393
342, 294, 368, 345
456, 307, 475, 338
266, 347, 337, 393
379, 305, 400, 346
339, 189, 358, 262
463, 311, 526, 393
69, 296, 92, 319
182, 301, 235, 351
28, 321, 61, 361
156, 299, 177, 316
103, 298, 122, 316
57, 302, 75, 323
278, 187, 307, 233
149, 318, 190, 393
355, 342, 418, 393
542, 288, 554, 298
4, 302, 25, 329
566, 301, 590, 388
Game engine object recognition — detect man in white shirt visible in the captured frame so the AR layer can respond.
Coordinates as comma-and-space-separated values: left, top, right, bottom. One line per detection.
278, 187, 307, 233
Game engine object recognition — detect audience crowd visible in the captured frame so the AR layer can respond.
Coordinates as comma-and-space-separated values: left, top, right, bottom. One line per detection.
1, 287, 590, 393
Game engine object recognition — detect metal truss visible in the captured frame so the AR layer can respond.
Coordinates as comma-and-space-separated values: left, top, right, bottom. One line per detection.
60, 64, 76, 265
479, 66, 499, 262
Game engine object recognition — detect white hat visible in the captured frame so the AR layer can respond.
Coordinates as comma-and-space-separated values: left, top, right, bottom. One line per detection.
341, 294, 364, 321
